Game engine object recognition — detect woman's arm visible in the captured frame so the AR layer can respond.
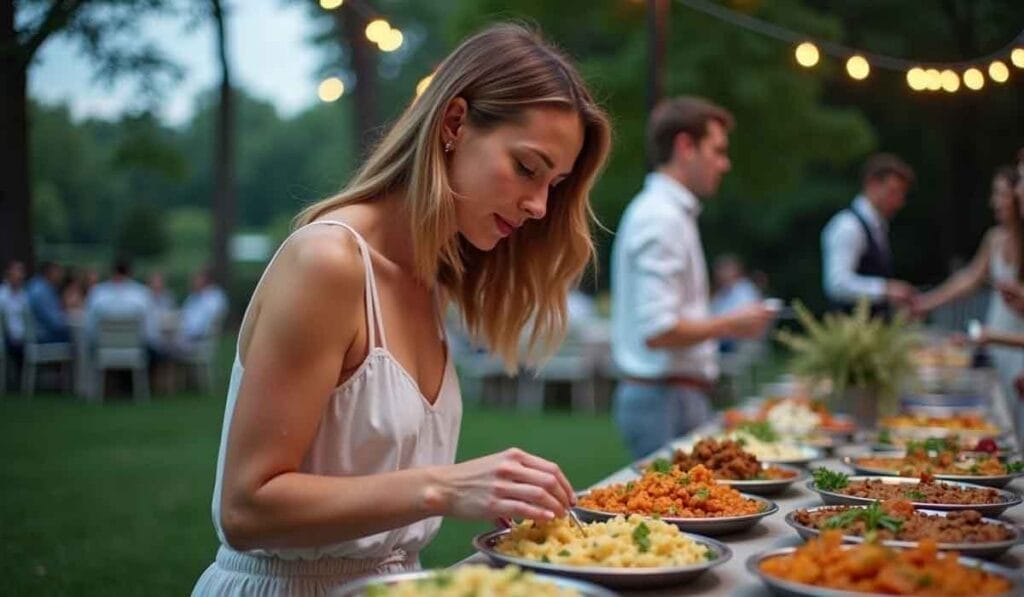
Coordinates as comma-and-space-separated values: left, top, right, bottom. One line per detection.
220, 227, 573, 551
914, 229, 994, 314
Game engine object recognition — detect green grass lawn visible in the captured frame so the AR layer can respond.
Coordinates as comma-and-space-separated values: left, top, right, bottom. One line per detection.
0, 384, 629, 595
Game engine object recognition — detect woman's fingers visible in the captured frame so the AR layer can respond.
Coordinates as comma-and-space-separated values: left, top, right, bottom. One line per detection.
510, 449, 576, 506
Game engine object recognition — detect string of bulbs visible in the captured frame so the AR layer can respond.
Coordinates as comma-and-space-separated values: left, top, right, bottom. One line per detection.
316, 0, 406, 102
676, 0, 1024, 93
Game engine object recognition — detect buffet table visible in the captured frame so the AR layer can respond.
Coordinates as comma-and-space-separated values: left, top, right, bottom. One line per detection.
459, 422, 1024, 595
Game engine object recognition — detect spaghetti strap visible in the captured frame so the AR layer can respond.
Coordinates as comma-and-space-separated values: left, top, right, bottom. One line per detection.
236, 219, 388, 356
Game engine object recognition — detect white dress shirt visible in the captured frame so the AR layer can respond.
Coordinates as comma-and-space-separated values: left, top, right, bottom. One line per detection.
611, 172, 718, 381
0, 283, 28, 343
179, 286, 228, 342
821, 195, 889, 303
84, 279, 153, 339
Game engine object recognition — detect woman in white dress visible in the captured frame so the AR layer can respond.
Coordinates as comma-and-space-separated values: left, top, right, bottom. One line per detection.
192, 23, 611, 595
915, 167, 1024, 392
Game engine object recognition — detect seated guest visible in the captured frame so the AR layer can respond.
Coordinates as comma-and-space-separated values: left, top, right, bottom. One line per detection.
26, 262, 71, 343
145, 272, 177, 355
84, 259, 151, 341
177, 268, 227, 348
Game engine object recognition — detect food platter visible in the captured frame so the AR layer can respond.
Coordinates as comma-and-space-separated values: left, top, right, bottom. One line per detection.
842, 455, 1024, 488
573, 492, 779, 536
806, 475, 1022, 517
783, 505, 1022, 560
333, 568, 619, 596
472, 528, 732, 590
631, 456, 807, 495
746, 546, 1021, 597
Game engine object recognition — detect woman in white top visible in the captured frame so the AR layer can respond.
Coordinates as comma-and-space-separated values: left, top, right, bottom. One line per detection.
192, 24, 611, 596
914, 167, 1024, 385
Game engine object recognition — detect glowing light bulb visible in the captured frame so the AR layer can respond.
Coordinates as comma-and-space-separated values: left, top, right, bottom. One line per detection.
846, 55, 870, 80
795, 42, 819, 68
963, 68, 984, 91
906, 67, 927, 91
940, 70, 959, 92
377, 28, 403, 52
365, 19, 390, 43
989, 60, 1009, 83
318, 77, 345, 102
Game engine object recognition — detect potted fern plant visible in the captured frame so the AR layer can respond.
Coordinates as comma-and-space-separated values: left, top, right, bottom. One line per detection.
776, 300, 921, 428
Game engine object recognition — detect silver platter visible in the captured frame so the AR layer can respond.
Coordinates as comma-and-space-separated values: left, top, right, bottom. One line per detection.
471, 527, 731, 590
747, 545, 1022, 597
630, 458, 807, 496
807, 475, 1022, 517
842, 455, 1024, 489
573, 492, 778, 536
669, 439, 824, 467
783, 505, 1022, 560
332, 567, 618, 597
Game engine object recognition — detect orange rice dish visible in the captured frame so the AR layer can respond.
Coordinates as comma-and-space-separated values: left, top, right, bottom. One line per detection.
880, 415, 1000, 433
759, 530, 1012, 595
578, 464, 762, 518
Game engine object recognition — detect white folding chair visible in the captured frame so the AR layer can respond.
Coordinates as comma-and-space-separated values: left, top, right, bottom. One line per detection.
21, 310, 73, 396
94, 314, 149, 403
177, 311, 224, 394
517, 327, 600, 414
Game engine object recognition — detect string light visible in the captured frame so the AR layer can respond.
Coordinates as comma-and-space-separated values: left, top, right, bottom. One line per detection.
906, 67, 927, 91
963, 68, 985, 90
319, 0, 343, 9
989, 60, 1010, 83
846, 55, 870, 80
939, 70, 960, 92
415, 74, 434, 97
1013, 48, 1024, 68
925, 68, 942, 91
794, 42, 819, 67
377, 28, 403, 52
318, 77, 345, 102
365, 19, 391, 43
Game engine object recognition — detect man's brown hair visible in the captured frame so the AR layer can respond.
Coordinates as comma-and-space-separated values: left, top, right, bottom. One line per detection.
862, 153, 915, 186
647, 96, 735, 167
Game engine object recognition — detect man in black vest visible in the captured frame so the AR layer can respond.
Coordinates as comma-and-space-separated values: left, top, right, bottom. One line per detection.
821, 153, 916, 318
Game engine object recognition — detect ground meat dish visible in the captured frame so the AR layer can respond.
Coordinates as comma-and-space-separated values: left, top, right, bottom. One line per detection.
840, 478, 1003, 505
671, 438, 796, 480
794, 500, 1014, 543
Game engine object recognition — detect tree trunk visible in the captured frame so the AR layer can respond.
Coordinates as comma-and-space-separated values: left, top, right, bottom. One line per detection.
0, 2, 33, 270
210, 0, 236, 290
334, 5, 379, 158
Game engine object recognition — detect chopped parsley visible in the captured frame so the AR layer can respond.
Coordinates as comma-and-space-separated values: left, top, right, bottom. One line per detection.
812, 468, 849, 491
558, 549, 571, 557
1007, 461, 1024, 474
649, 458, 673, 474
904, 490, 926, 500
694, 487, 710, 501
632, 521, 651, 553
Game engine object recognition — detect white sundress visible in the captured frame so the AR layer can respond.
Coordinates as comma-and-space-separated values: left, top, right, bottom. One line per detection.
192, 220, 462, 596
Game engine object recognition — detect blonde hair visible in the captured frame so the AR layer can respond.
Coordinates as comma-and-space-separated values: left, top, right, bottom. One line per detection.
296, 24, 611, 369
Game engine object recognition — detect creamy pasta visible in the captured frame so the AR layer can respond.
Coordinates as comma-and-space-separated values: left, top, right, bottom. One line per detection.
365, 565, 578, 597
496, 514, 713, 568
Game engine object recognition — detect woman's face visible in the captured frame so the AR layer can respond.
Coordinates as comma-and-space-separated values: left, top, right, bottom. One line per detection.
446, 103, 584, 251
991, 175, 1016, 225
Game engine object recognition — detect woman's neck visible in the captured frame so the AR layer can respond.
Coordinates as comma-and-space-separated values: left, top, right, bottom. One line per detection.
323, 193, 420, 276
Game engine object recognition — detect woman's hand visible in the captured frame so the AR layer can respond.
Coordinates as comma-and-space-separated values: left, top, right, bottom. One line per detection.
429, 448, 576, 522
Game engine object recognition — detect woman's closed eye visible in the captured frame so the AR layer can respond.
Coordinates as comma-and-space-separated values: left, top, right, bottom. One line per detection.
515, 160, 537, 179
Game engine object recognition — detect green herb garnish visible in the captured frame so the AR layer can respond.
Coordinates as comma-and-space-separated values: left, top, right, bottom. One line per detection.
541, 555, 550, 563
737, 421, 779, 443
625, 481, 635, 492
677, 475, 691, 486
878, 429, 892, 445
704, 548, 717, 560
632, 521, 651, 553
812, 468, 849, 491
1006, 461, 1024, 473
904, 490, 926, 500
649, 458, 672, 474
558, 549, 571, 557
694, 487, 710, 500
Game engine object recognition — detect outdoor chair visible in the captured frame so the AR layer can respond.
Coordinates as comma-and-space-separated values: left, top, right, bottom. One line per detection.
516, 327, 601, 414
176, 311, 224, 394
94, 313, 149, 403
21, 310, 73, 396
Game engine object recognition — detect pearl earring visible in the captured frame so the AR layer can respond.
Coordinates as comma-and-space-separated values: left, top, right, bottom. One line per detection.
444, 140, 454, 154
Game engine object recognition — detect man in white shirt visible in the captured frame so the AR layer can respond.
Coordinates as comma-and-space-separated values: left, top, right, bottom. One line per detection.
84, 259, 152, 341
821, 153, 916, 317
177, 269, 227, 349
611, 97, 776, 458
